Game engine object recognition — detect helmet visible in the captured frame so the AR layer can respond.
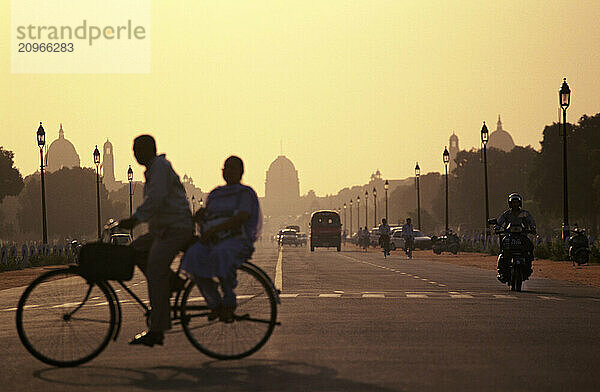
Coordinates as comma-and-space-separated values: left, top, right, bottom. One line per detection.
508, 193, 522, 208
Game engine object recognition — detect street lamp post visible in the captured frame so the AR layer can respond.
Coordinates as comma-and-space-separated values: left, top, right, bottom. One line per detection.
357, 196, 361, 229
343, 203, 347, 239
373, 187, 377, 227
365, 190, 369, 230
384, 180, 389, 221
481, 122, 490, 239
349, 199, 353, 237
127, 166, 134, 239
93, 146, 101, 240
37, 122, 48, 245
559, 78, 571, 240
443, 147, 450, 234
415, 163, 421, 231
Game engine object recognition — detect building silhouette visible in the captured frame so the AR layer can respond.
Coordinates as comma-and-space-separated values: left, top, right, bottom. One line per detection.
449, 132, 459, 173
264, 155, 300, 217
45, 123, 80, 172
488, 115, 515, 152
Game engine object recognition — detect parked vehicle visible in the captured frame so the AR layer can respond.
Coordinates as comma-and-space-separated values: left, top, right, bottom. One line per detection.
390, 229, 432, 250
310, 210, 342, 252
569, 228, 590, 266
431, 232, 459, 255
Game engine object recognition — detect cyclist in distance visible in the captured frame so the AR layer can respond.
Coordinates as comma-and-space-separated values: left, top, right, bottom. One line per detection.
401, 218, 414, 258
378, 218, 391, 256
495, 193, 536, 283
181, 156, 262, 323
119, 135, 194, 347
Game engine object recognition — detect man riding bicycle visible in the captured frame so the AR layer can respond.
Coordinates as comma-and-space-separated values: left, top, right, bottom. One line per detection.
119, 135, 194, 347
378, 218, 391, 256
401, 218, 414, 257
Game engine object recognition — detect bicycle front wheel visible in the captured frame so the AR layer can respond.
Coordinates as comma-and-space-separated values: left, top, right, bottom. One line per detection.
181, 264, 277, 360
16, 268, 116, 367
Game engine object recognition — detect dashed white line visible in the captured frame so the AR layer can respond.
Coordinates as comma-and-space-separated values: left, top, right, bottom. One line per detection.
275, 248, 283, 291
406, 294, 428, 298
539, 296, 564, 301
362, 294, 385, 298
318, 294, 342, 298
450, 294, 474, 299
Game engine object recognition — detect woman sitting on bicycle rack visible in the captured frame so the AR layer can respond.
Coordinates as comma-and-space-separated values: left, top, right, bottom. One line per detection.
181, 156, 262, 324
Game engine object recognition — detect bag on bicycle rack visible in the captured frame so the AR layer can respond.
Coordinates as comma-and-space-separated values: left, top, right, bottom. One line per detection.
78, 242, 136, 281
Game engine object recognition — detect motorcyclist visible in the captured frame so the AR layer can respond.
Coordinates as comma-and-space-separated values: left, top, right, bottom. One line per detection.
495, 193, 536, 283
378, 218, 391, 256
401, 218, 415, 256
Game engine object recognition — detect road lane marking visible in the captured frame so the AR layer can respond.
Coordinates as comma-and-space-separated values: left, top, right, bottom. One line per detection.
406, 294, 428, 298
279, 294, 299, 298
1, 307, 18, 312
538, 296, 564, 301
318, 294, 342, 298
493, 295, 517, 299
362, 294, 385, 298
450, 294, 474, 299
275, 248, 283, 291
334, 290, 345, 293
51, 302, 82, 308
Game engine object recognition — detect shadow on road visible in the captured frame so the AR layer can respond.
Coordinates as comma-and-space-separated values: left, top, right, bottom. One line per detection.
33, 359, 404, 391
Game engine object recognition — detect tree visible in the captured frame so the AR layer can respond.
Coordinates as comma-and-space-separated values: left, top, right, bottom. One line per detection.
17, 167, 123, 240
0, 147, 24, 204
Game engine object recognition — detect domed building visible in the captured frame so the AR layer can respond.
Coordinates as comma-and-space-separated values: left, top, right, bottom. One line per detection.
45, 124, 80, 172
488, 115, 515, 152
264, 155, 300, 217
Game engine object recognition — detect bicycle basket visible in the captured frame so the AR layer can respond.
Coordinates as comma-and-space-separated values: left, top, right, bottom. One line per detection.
79, 242, 135, 281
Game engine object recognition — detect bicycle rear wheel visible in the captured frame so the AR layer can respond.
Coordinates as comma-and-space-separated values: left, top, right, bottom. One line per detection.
16, 268, 116, 367
181, 264, 277, 360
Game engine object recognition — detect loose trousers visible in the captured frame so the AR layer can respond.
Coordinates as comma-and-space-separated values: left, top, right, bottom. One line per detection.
131, 228, 193, 332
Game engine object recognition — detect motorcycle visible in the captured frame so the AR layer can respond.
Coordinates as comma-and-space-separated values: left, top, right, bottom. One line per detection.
431, 232, 459, 255
569, 228, 590, 266
489, 218, 532, 292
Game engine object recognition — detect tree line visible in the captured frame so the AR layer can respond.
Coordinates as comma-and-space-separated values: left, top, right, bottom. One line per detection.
388, 113, 600, 237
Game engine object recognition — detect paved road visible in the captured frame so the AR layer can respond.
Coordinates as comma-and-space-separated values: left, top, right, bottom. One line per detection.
1, 243, 599, 391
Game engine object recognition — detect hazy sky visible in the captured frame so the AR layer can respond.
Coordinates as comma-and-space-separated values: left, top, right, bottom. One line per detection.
2, 1, 599, 196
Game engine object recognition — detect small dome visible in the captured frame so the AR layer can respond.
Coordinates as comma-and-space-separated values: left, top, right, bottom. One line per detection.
488, 130, 515, 152
46, 124, 80, 172
488, 115, 515, 152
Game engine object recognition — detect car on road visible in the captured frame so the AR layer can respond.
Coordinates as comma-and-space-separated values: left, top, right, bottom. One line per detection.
369, 228, 380, 247
310, 210, 342, 252
296, 232, 308, 247
390, 229, 432, 250
110, 233, 132, 245
279, 229, 299, 246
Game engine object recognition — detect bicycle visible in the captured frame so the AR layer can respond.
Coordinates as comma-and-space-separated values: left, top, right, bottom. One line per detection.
380, 235, 391, 258
15, 234, 280, 367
